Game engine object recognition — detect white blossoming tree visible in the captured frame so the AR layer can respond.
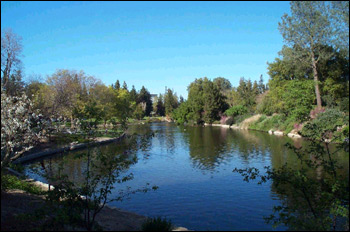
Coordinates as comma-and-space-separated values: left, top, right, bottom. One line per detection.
1, 88, 48, 169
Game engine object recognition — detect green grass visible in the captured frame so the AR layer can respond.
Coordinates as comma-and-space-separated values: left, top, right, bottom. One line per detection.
1, 173, 44, 195
249, 114, 290, 132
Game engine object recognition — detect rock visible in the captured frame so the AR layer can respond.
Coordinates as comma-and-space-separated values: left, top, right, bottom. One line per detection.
274, 130, 284, 136
287, 129, 303, 139
268, 129, 274, 135
173, 226, 191, 231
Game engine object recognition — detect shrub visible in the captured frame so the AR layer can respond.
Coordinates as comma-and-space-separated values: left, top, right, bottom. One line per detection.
1, 174, 44, 195
225, 105, 248, 117
309, 107, 326, 119
300, 108, 349, 142
249, 114, 288, 132
338, 97, 349, 113
282, 80, 316, 121
142, 216, 174, 231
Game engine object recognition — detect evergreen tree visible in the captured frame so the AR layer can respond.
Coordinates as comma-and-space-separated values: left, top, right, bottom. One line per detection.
164, 88, 178, 116
258, 75, 266, 94
129, 85, 138, 102
156, 94, 165, 116
114, 80, 120, 90
122, 81, 128, 90
137, 86, 152, 116
179, 95, 184, 105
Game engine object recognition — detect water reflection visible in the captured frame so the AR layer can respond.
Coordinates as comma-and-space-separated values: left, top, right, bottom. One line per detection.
181, 125, 305, 172
26, 131, 155, 186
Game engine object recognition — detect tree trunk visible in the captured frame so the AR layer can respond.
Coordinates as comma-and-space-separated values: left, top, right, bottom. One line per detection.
311, 53, 322, 109
71, 115, 74, 129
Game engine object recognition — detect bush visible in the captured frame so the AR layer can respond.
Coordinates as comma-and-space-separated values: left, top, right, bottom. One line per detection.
300, 108, 349, 142
249, 114, 286, 132
1, 174, 44, 195
142, 216, 174, 231
309, 107, 326, 119
338, 97, 349, 113
225, 105, 248, 117
282, 80, 316, 121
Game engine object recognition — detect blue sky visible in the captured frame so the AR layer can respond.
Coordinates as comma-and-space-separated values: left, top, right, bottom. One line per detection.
1, 1, 291, 98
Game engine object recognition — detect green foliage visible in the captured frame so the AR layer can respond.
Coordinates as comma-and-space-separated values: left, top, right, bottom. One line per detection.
134, 103, 145, 120
300, 108, 349, 142
282, 80, 316, 121
1, 174, 44, 195
142, 216, 174, 231
338, 97, 349, 113
234, 138, 349, 231
249, 114, 285, 132
202, 78, 227, 123
137, 86, 153, 117
173, 77, 227, 125
233, 77, 258, 110
33, 131, 159, 231
114, 88, 133, 130
164, 88, 178, 117
225, 105, 248, 117
261, 77, 316, 121
156, 94, 165, 116
172, 101, 191, 125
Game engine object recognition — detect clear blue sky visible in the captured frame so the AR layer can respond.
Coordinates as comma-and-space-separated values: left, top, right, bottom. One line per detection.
1, 1, 291, 98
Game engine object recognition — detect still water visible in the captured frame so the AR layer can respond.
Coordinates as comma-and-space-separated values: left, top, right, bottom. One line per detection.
24, 123, 349, 231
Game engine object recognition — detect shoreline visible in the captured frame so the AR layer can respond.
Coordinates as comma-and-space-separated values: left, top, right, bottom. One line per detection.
6, 130, 189, 231
203, 121, 303, 139
13, 133, 127, 164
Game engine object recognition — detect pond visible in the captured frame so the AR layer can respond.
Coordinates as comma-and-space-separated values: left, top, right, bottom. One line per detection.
24, 122, 349, 231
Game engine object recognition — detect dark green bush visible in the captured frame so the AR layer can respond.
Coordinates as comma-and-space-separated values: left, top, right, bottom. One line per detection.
142, 216, 174, 231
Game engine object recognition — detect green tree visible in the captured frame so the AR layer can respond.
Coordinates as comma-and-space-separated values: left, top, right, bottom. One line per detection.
186, 78, 205, 124
234, 130, 349, 230
137, 86, 152, 117
114, 88, 132, 130
202, 78, 226, 123
129, 85, 138, 102
279, 1, 335, 109
179, 95, 184, 105
156, 94, 165, 116
164, 88, 178, 117
235, 77, 258, 110
113, 80, 120, 90
122, 81, 128, 90
258, 75, 267, 94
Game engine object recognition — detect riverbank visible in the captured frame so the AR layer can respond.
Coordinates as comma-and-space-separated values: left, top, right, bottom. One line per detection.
204, 114, 303, 139
1, 175, 190, 231
13, 133, 126, 164
1, 188, 147, 231
5, 131, 190, 231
